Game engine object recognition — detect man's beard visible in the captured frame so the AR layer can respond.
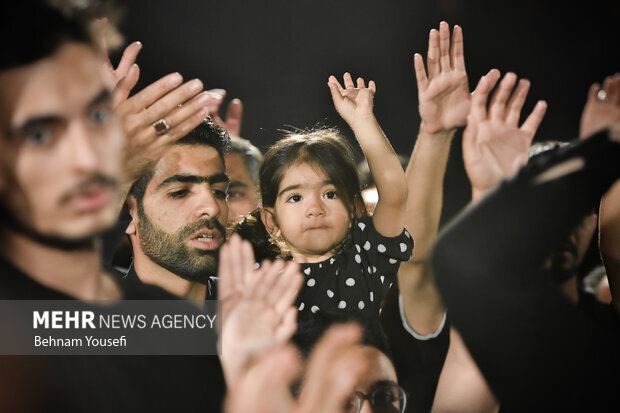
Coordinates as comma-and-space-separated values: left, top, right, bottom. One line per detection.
137, 203, 226, 284
0, 204, 97, 251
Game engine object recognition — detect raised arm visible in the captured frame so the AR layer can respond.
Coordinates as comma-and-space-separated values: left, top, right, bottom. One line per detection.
328, 74, 407, 237
580, 73, 620, 138
398, 22, 471, 334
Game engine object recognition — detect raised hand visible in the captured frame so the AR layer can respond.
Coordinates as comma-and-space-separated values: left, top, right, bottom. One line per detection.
415, 22, 470, 134
327, 73, 377, 126
219, 233, 303, 385
463, 70, 547, 202
205, 89, 244, 137
100, 40, 142, 109
580, 73, 620, 139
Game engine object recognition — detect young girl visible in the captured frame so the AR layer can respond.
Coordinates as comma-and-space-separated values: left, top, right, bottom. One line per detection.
256, 73, 413, 316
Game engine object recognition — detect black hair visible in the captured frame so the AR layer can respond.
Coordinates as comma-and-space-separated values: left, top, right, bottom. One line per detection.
1, 0, 120, 72
128, 117, 231, 203
231, 208, 283, 262
229, 136, 263, 185
292, 310, 392, 362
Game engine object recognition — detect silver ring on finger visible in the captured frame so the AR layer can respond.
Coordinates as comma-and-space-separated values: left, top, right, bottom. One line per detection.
597, 89, 607, 103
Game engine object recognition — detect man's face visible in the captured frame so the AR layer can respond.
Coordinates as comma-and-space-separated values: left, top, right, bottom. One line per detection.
132, 145, 229, 282
0, 43, 123, 244
546, 213, 597, 283
225, 152, 259, 223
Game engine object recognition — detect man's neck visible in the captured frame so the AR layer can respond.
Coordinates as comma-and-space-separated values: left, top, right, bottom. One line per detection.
132, 250, 207, 300
1, 230, 120, 300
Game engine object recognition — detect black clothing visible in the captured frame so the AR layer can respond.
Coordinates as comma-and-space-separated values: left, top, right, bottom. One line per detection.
381, 284, 450, 413
432, 130, 620, 412
0, 255, 225, 413
296, 216, 414, 317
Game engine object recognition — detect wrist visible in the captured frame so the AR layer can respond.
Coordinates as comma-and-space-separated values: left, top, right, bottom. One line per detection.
419, 122, 456, 142
471, 187, 489, 204
348, 114, 379, 131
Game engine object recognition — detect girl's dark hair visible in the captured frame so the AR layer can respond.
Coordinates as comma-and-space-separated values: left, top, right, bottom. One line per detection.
231, 208, 283, 262
259, 127, 366, 218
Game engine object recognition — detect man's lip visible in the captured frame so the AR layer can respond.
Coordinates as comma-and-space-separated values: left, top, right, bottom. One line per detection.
70, 187, 113, 212
188, 230, 222, 250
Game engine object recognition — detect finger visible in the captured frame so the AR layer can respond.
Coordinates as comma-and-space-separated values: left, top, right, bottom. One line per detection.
218, 243, 235, 300
356, 77, 366, 89
225, 98, 244, 136
451, 25, 466, 72
253, 259, 286, 300
142, 78, 204, 125
489, 72, 517, 120
462, 115, 480, 159
427, 29, 440, 80
470, 69, 501, 120
587, 82, 601, 104
273, 263, 302, 315
119, 72, 183, 115
413, 53, 429, 92
115, 41, 143, 80
112, 63, 140, 109
368, 80, 376, 94
343, 72, 355, 89
603, 75, 613, 98
520, 100, 547, 138
439, 21, 451, 72
327, 79, 345, 107
205, 88, 226, 117
146, 90, 211, 139
505, 78, 531, 127
607, 73, 620, 105
273, 307, 298, 343
240, 238, 256, 285
228, 233, 243, 290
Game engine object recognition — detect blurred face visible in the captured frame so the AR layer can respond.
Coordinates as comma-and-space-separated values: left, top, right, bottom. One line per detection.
132, 145, 229, 282
546, 213, 597, 283
225, 152, 259, 223
265, 162, 351, 262
0, 43, 123, 245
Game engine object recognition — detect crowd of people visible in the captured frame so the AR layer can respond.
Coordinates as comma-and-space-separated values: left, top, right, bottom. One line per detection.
1, 1, 619, 412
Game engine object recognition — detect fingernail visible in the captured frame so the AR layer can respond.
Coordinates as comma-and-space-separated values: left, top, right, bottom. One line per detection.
189, 79, 202, 92
170, 72, 182, 85
198, 92, 211, 105
134, 41, 142, 46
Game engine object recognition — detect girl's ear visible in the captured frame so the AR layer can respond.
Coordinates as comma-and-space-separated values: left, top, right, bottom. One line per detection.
354, 195, 366, 218
260, 207, 281, 238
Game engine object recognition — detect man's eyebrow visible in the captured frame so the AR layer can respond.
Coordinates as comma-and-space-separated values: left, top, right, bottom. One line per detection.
157, 172, 230, 190
87, 89, 112, 108
229, 181, 248, 189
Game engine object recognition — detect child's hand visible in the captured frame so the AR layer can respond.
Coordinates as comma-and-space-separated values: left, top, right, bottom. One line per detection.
328, 73, 376, 126
415, 22, 470, 134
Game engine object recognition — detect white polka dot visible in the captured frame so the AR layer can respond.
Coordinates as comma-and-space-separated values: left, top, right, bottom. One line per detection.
355, 244, 361, 253
380, 276, 385, 283
389, 258, 398, 264
367, 266, 372, 273
358, 222, 366, 231
307, 278, 316, 287
330, 258, 336, 264
346, 278, 355, 286
400, 243, 407, 253
363, 241, 371, 251
355, 254, 361, 264
335, 268, 339, 275
377, 244, 386, 253
311, 305, 319, 313
370, 292, 374, 302
388, 282, 393, 289
319, 264, 322, 269
338, 300, 347, 309
358, 301, 365, 310
405, 230, 410, 238
304, 267, 311, 275
372, 266, 377, 274
327, 289, 334, 298
298, 302, 305, 311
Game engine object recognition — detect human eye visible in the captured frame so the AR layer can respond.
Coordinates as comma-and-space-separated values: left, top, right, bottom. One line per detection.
342, 394, 358, 413
88, 106, 112, 125
168, 189, 189, 199
24, 128, 52, 146
286, 194, 302, 203
323, 190, 339, 199
212, 188, 228, 200
228, 190, 245, 200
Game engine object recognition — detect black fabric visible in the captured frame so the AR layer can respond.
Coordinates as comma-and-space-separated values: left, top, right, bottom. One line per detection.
101, 205, 132, 270
432, 130, 620, 412
295, 215, 413, 317
0, 254, 225, 413
381, 284, 449, 413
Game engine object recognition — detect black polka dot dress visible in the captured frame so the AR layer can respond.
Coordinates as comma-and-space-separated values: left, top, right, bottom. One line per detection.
295, 215, 413, 317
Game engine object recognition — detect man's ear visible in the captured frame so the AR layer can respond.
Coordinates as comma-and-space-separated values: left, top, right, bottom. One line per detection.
125, 196, 138, 236
260, 207, 280, 238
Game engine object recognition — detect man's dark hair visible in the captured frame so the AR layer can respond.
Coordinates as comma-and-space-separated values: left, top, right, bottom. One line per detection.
1, 0, 119, 72
292, 310, 392, 361
229, 136, 262, 185
128, 117, 231, 203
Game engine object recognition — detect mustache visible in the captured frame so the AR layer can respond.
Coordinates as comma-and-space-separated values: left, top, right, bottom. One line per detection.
60, 174, 118, 205
178, 218, 226, 241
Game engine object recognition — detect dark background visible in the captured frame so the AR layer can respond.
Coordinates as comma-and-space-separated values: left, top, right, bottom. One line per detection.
115, 0, 619, 224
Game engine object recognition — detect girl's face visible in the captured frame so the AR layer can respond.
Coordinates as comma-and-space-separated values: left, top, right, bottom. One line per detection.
266, 162, 352, 263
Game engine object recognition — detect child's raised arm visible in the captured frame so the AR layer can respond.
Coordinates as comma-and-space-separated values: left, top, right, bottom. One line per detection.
328, 74, 407, 237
